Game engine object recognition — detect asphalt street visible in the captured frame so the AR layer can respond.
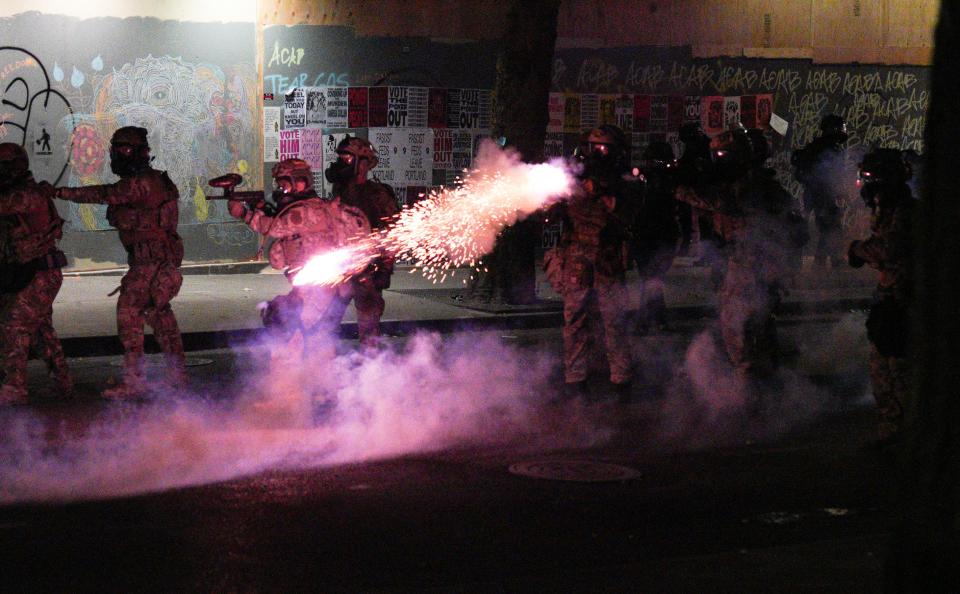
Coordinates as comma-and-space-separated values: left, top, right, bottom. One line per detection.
0, 318, 897, 593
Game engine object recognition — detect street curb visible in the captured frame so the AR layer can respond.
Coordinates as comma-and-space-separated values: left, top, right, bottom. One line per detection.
64, 261, 271, 277
57, 297, 870, 358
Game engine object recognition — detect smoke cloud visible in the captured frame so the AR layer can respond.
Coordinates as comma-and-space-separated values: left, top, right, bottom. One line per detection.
0, 331, 612, 503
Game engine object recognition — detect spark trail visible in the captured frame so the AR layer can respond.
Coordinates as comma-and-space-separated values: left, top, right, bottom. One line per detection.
292, 140, 577, 287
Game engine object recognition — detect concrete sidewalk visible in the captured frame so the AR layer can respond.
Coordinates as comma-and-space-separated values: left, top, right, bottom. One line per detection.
52, 257, 877, 356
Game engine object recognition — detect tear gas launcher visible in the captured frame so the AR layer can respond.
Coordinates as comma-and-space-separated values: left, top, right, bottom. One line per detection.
207, 173, 272, 211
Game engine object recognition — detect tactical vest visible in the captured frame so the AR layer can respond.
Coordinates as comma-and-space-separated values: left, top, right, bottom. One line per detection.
266, 197, 370, 270
107, 171, 182, 265
8, 190, 64, 264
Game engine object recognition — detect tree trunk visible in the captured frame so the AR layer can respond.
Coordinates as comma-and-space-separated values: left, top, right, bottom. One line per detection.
886, 4, 960, 591
468, 0, 560, 305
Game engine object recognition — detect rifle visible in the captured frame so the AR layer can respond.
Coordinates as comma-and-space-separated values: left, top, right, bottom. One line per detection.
206, 173, 271, 211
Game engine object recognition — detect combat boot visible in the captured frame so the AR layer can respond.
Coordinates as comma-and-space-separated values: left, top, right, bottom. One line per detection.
102, 354, 147, 401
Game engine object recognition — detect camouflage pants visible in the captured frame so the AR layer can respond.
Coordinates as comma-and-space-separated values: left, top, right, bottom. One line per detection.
562, 279, 631, 384
813, 205, 844, 265
718, 261, 779, 376
327, 278, 387, 347
869, 344, 909, 439
0, 269, 69, 391
117, 262, 184, 370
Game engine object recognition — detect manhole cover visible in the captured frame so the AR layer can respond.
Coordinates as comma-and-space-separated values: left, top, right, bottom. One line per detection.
110, 357, 213, 368
508, 460, 641, 482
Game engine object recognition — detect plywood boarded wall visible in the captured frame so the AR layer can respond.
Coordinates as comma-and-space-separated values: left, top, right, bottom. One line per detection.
260, 0, 937, 65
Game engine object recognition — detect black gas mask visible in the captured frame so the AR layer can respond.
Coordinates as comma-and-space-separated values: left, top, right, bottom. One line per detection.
324, 152, 357, 185
109, 142, 150, 176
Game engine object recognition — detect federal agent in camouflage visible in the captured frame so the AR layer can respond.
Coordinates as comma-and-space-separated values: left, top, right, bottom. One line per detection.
230, 158, 369, 355
792, 114, 852, 267
545, 126, 637, 394
0, 143, 71, 404
57, 127, 185, 399
677, 128, 802, 377
325, 137, 399, 348
848, 148, 914, 442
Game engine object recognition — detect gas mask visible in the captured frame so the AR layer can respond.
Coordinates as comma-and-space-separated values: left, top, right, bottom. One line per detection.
324, 153, 357, 185
109, 127, 151, 177
270, 158, 315, 208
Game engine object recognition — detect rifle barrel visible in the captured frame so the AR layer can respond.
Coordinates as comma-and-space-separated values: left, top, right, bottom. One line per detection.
205, 190, 265, 202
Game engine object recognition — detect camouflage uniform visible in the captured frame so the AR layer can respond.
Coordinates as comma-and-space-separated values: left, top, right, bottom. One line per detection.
793, 135, 850, 267
678, 170, 797, 376
234, 191, 370, 353
849, 185, 913, 440
546, 178, 633, 385
58, 168, 185, 397
329, 180, 399, 346
0, 174, 71, 402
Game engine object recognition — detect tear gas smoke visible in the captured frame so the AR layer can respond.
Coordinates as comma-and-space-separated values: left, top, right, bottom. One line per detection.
293, 140, 576, 287
0, 332, 610, 503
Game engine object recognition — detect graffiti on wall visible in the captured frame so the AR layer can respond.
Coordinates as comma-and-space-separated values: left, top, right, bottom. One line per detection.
0, 13, 263, 231
61, 55, 258, 230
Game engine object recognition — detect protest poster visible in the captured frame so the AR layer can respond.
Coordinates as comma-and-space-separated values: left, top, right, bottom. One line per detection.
433, 129, 454, 169
369, 128, 433, 187
348, 87, 369, 128
368, 86, 389, 127
428, 88, 447, 128
581, 94, 599, 130
263, 107, 281, 162
547, 93, 565, 133
305, 87, 327, 127
615, 95, 634, 132
279, 129, 301, 161
325, 86, 349, 128
283, 88, 306, 129
724, 96, 741, 129
406, 86, 429, 128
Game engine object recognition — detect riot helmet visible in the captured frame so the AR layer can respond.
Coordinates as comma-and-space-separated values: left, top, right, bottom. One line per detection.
109, 126, 151, 176
820, 114, 848, 143
858, 148, 911, 207
324, 136, 378, 185
709, 127, 752, 180
0, 143, 29, 189
575, 125, 628, 178
271, 158, 314, 207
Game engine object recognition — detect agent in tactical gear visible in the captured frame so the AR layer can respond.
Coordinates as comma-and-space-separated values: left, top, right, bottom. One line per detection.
676, 127, 801, 380
545, 125, 638, 399
57, 127, 185, 399
848, 148, 914, 443
631, 141, 681, 334
0, 143, 72, 404
792, 114, 853, 267
324, 136, 398, 348
229, 158, 369, 355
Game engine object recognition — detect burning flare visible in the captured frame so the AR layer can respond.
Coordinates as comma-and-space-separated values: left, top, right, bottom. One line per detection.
291, 245, 374, 287
292, 140, 577, 287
